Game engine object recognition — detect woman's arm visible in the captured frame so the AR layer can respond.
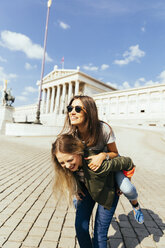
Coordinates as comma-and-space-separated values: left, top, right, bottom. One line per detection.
106, 142, 119, 158
86, 142, 118, 171
95, 156, 135, 176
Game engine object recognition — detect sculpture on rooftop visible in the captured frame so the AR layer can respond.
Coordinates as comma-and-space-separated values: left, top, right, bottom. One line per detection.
2, 80, 15, 106
3, 88, 15, 106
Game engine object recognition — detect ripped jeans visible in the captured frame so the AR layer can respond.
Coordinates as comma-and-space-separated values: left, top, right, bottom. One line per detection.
115, 171, 138, 201
75, 183, 119, 248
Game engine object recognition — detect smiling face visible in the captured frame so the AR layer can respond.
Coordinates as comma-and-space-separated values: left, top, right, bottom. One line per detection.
56, 151, 82, 172
68, 99, 86, 127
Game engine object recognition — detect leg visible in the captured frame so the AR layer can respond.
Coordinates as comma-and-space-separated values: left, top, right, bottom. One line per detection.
115, 171, 144, 224
93, 193, 119, 248
75, 186, 95, 248
115, 171, 138, 201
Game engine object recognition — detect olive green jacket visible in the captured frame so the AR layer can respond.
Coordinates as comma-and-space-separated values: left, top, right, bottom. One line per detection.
74, 150, 135, 210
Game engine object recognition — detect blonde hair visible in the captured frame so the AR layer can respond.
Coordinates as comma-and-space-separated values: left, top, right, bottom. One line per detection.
51, 134, 84, 205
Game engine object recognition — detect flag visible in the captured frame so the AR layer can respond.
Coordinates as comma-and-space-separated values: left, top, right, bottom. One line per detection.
47, 0, 52, 8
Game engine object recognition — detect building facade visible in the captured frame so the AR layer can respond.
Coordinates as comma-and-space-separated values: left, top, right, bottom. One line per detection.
13, 66, 116, 125
94, 83, 165, 127
12, 66, 165, 129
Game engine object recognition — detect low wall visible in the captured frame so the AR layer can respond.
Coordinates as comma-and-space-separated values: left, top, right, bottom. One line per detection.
5, 123, 63, 136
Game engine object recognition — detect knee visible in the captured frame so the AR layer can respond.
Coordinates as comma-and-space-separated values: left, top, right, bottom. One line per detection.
122, 185, 138, 198
120, 181, 135, 194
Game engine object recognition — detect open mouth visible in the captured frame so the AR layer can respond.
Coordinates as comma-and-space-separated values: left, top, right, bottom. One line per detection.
69, 164, 76, 171
70, 116, 78, 121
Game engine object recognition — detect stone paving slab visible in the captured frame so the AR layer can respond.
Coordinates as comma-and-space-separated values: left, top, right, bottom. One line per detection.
0, 130, 165, 248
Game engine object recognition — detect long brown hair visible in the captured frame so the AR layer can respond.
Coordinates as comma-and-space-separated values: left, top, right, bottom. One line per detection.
61, 95, 102, 147
51, 134, 84, 204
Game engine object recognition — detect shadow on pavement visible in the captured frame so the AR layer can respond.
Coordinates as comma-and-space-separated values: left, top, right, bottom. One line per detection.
108, 209, 164, 248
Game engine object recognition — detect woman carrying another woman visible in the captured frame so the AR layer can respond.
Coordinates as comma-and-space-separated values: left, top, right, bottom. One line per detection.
52, 134, 135, 248
61, 95, 144, 224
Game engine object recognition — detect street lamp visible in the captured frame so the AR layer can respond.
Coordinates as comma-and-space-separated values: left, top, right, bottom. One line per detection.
34, 0, 52, 124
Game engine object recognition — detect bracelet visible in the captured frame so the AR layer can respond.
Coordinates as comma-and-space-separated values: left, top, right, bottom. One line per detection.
106, 154, 110, 160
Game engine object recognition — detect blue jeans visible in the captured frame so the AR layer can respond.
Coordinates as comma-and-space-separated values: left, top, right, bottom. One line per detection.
115, 171, 138, 201
75, 184, 119, 248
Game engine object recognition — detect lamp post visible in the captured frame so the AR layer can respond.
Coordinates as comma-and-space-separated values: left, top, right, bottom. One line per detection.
34, 0, 52, 124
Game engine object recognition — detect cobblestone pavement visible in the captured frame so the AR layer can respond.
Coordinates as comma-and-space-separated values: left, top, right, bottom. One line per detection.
0, 130, 164, 248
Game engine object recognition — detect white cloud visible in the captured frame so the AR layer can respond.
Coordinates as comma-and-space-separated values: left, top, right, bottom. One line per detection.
141, 26, 145, 32
83, 63, 110, 71
118, 76, 160, 90
0, 56, 7, 62
83, 63, 99, 71
21, 86, 38, 99
58, 21, 70, 30
134, 77, 146, 88
101, 64, 109, 70
158, 70, 165, 83
114, 45, 145, 66
25, 62, 37, 70
22, 86, 38, 96
122, 81, 131, 89
17, 86, 38, 103
145, 80, 158, 86
118, 81, 131, 90
25, 86, 38, 93
0, 30, 53, 62
106, 81, 118, 89
16, 96, 28, 102
134, 77, 159, 88
22, 91, 28, 96
0, 66, 17, 83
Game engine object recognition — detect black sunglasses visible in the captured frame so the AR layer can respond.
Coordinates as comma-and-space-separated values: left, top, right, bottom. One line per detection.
67, 105, 87, 113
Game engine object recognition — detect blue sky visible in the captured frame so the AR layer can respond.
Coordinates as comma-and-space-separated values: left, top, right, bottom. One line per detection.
0, 0, 165, 106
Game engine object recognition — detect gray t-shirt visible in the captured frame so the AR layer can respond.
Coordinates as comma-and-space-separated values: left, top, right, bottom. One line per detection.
76, 122, 116, 183
89, 122, 116, 152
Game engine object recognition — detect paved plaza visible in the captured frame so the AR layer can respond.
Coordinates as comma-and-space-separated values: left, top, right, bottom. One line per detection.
0, 127, 165, 248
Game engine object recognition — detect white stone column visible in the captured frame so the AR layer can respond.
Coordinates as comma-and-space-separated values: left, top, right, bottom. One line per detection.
41, 89, 46, 113
125, 95, 128, 115
68, 82, 72, 104
60, 83, 66, 114
55, 85, 60, 114
116, 96, 119, 115
107, 97, 111, 118
46, 88, 50, 114
101, 98, 104, 120
136, 94, 139, 114
50, 86, 55, 113
75, 80, 79, 95
160, 90, 163, 113
147, 91, 150, 114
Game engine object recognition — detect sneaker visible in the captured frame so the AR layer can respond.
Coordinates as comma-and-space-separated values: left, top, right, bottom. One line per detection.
133, 207, 144, 224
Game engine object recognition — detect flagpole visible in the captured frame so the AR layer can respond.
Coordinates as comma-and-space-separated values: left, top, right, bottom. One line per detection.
62, 61, 64, 69
34, 0, 52, 124
61, 56, 64, 70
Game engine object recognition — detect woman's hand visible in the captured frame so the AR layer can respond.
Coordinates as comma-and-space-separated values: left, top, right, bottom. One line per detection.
116, 188, 123, 196
85, 153, 106, 171
76, 191, 85, 200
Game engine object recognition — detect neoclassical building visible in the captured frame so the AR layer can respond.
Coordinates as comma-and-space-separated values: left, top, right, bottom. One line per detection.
39, 65, 115, 116
94, 83, 165, 127
11, 66, 165, 130
13, 66, 116, 125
